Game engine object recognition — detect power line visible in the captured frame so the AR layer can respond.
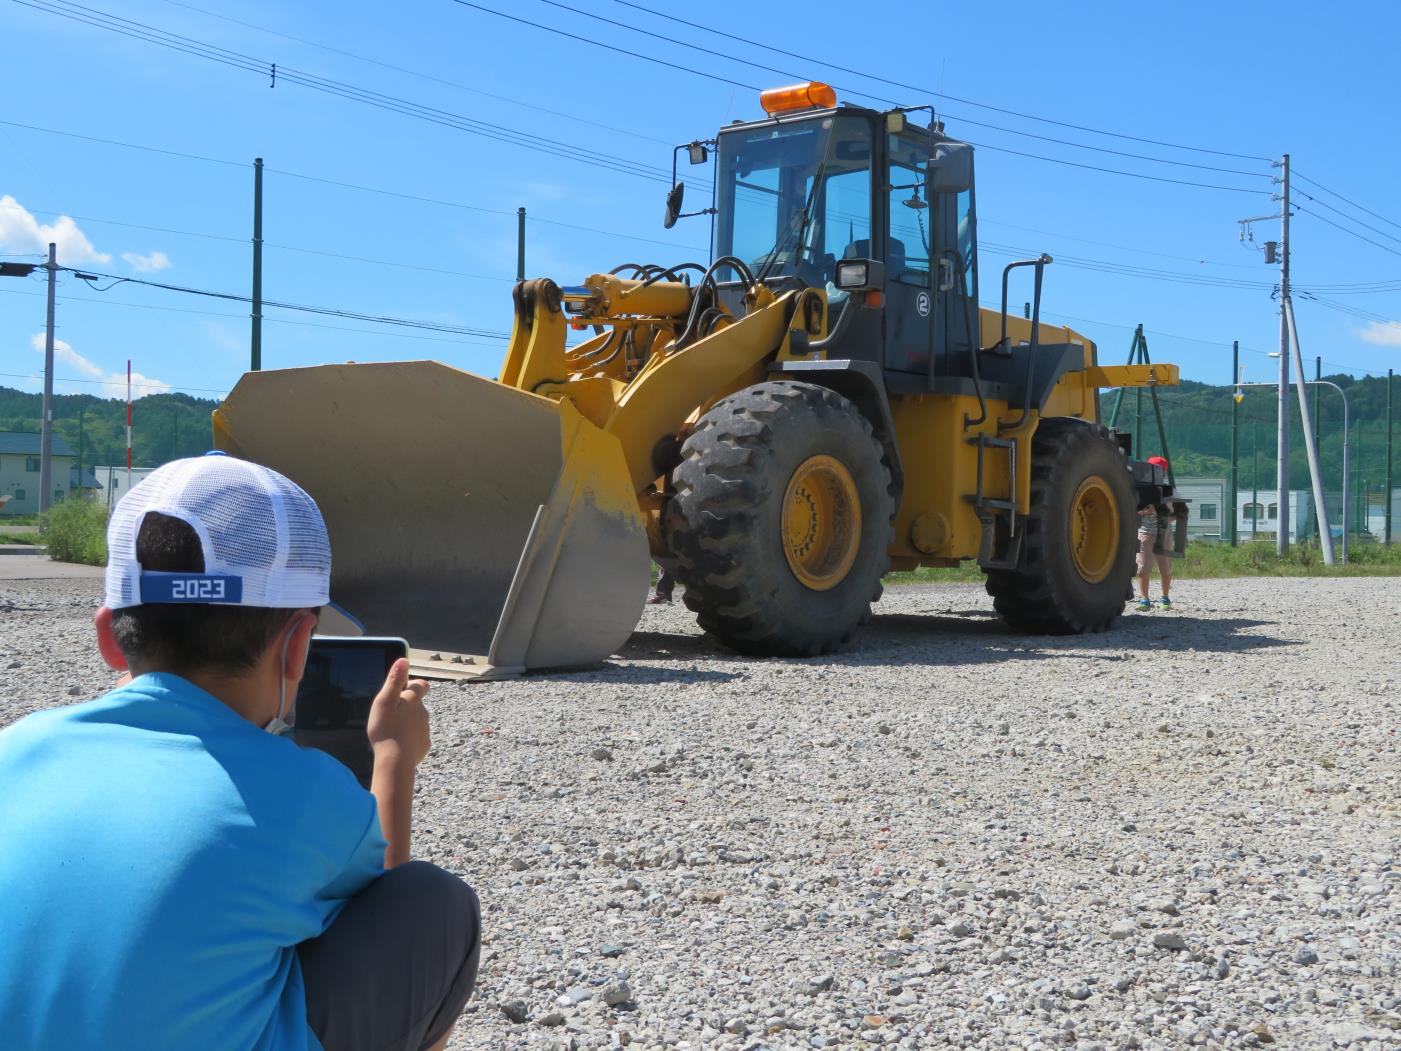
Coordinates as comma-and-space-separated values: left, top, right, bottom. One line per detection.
1295, 205, 1401, 260
19, 0, 678, 185
967, 300, 1388, 379
602, 0, 1274, 162
964, 140, 1270, 196
453, 0, 1273, 193
1, 120, 707, 254
264, 168, 707, 251
979, 219, 1268, 272
1293, 188, 1401, 250
56, 266, 513, 338
1294, 290, 1394, 325
0, 117, 243, 169
979, 241, 1277, 291
1293, 168, 1401, 235
12, 202, 1282, 301
4, 202, 518, 282
0, 285, 509, 347
448, 0, 758, 93
152, 0, 673, 146
0, 369, 226, 394
528, 0, 1271, 181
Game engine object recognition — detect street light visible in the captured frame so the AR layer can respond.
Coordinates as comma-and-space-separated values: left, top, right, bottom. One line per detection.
1244, 373, 1350, 563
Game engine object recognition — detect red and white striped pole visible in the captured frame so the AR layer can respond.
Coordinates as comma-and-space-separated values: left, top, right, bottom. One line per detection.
126, 359, 132, 496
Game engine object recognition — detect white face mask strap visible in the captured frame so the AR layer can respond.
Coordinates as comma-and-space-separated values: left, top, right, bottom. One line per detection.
264, 617, 304, 736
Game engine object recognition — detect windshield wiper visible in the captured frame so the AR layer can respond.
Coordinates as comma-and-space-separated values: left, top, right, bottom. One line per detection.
755, 129, 838, 286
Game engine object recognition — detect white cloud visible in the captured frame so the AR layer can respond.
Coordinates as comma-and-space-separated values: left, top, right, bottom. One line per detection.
0, 195, 111, 264
1359, 320, 1401, 347
121, 250, 171, 273
30, 333, 171, 398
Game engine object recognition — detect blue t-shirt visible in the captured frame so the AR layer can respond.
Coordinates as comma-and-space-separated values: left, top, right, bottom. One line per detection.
0, 673, 386, 1051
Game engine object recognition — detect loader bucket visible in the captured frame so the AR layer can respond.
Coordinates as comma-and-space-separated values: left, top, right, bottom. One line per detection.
213, 361, 650, 679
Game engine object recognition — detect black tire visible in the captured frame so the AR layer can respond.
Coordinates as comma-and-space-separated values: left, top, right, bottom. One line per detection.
985, 420, 1136, 634
665, 381, 894, 657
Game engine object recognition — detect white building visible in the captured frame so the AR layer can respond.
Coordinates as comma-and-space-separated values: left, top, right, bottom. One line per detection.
92, 466, 157, 510
1172, 477, 1227, 540
1235, 490, 1315, 544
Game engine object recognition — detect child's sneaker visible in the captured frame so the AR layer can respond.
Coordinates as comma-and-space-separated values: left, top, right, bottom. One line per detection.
1136, 597, 1152, 611
1158, 596, 1172, 610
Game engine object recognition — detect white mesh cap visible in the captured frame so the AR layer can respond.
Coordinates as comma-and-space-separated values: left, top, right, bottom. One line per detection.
104, 452, 331, 610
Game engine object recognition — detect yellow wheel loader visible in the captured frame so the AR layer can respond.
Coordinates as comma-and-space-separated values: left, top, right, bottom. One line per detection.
213, 83, 1181, 679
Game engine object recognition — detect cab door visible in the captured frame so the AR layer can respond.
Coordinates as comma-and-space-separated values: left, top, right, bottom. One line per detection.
882, 133, 934, 377
882, 133, 979, 384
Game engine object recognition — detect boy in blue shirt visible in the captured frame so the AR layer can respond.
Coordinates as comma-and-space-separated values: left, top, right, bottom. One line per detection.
0, 454, 481, 1051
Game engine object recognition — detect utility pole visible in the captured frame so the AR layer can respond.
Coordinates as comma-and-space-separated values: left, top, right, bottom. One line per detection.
39, 242, 57, 514
517, 207, 526, 282
1252, 422, 1259, 542
1282, 300, 1333, 562
1276, 153, 1291, 554
1313, 356, 1321, 540
251, 157, 264, 371
1230, 340, 1239, 546
77, 404, 85, 493
1355, 416, 1363, 541
1387, 368, 1394, 546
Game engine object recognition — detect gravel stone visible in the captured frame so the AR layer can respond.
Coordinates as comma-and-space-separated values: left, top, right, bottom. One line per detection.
600, 980, 631, 1007
6, 575, 1397, 1051
1107, 919, 1136, 940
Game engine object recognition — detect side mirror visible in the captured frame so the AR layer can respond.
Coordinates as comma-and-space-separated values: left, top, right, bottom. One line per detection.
664, 182, 685, 229
928, 139, 973, 194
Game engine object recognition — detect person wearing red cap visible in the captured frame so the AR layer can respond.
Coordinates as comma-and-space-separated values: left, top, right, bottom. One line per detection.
1136, 457, 1175, 611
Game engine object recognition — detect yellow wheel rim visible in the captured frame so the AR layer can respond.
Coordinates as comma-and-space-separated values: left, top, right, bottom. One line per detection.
781, 454, 862, 591
1068, 475, 1119, 585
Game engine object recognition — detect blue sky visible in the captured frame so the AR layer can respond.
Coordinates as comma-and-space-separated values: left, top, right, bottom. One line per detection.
2, 0, 1399, 408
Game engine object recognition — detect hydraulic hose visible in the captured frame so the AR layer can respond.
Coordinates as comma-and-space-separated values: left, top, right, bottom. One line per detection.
675, 255, 756, 350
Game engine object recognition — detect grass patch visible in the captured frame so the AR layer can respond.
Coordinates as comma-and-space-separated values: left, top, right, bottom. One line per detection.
1169, 539, 1401, 578
38, 498, 108, 566
0, 531, 39, 545
0, 513, 38, 525
885, 538, 1401, 585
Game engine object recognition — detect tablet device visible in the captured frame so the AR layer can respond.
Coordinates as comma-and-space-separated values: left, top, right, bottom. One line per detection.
293, 636, 407, 788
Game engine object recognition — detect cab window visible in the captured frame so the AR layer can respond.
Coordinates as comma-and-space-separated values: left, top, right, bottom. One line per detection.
887, 134, 930, 286
955, 188, 976, 297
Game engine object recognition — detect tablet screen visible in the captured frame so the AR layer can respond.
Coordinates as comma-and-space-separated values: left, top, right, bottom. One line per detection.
293, 636, 407, 788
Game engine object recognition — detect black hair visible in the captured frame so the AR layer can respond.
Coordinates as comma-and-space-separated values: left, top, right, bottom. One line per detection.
110, 512, 313, 675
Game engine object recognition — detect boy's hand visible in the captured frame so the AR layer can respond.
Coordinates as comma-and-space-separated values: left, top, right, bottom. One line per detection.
367, 658, 431, 768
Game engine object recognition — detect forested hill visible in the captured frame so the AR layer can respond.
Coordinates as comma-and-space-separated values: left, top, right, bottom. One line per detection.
0, 387, 219, 469
1138, 372, 1394, 492
1, 373, 1395, 491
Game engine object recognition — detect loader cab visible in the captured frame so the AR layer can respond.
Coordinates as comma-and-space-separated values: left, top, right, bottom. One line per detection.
709, 100, 980, 392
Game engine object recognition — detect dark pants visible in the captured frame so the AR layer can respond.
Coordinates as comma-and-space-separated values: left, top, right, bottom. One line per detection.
654, 558, 677, 599
299, 861, 481, 1051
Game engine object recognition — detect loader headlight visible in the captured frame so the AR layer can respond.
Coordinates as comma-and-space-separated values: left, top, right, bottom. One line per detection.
834, 258, 883, 293
835, 261, 868, 289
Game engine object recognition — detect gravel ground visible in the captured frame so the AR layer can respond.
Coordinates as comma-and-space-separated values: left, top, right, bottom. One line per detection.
2, 575, 1399, 1050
